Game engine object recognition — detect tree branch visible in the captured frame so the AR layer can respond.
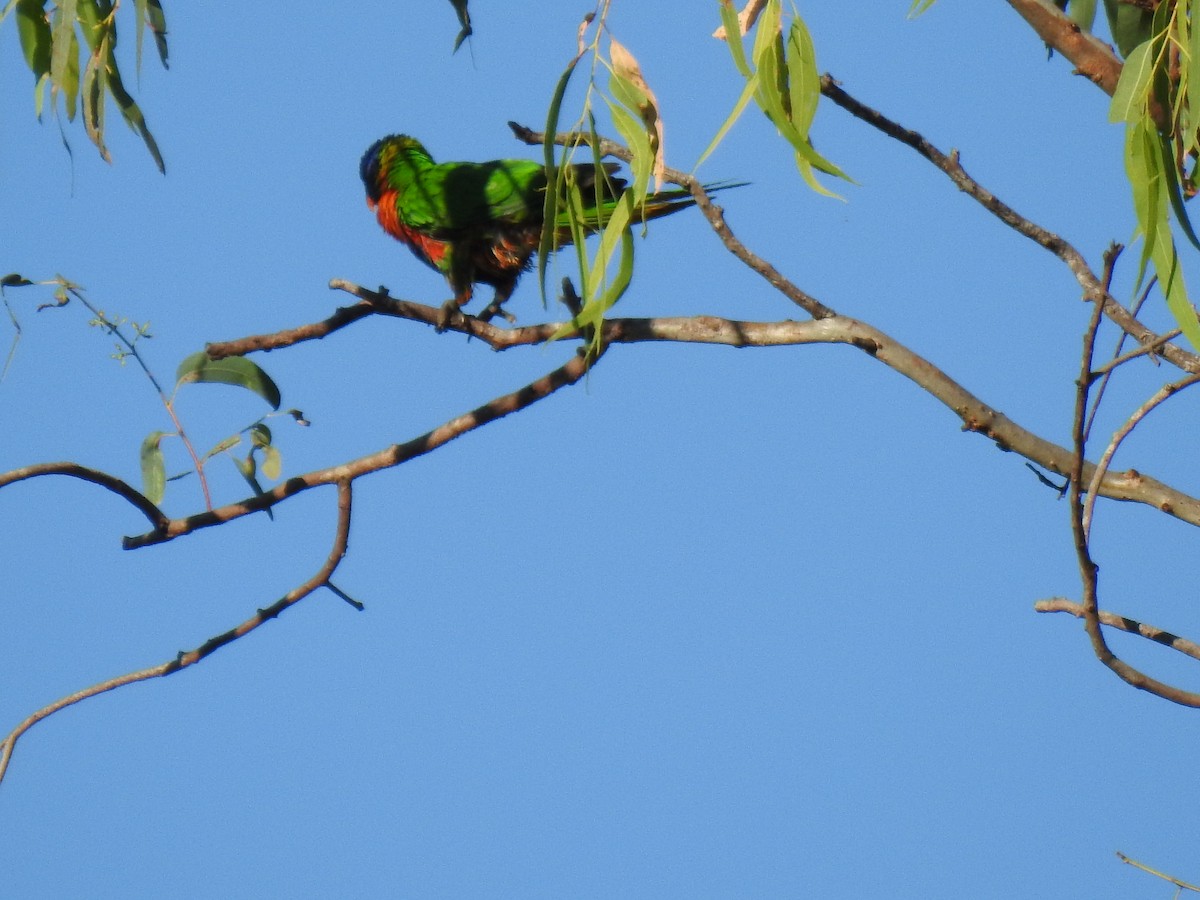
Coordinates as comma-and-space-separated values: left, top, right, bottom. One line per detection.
1035, 598, 1200, 664
0, 462, 168, 531
0, 479, 355, 787
1004, 0, 1125, 95
1066, 299, 1200, 706
123, 345, 604, 548
817, 75, 1198, 373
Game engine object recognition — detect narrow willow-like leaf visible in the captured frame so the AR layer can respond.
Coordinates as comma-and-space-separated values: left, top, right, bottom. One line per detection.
1105, 0, 1154, 58
606, 98, 652, 200
62, 25, 79, 120
718, 0, 752, 77
140, 430, 166, 505
16, 0, 50, 78
145, 0, 167, 67
750, 0, 782, 73
1160, 131, 1200, 253
907, 0, 937, 18
1126, 115, 1162, 291
785, 17, 819, 137
694, 71, 758, 171
1188, 0, 1200, 159
537, 54, 581, 304
175, 351, 282, 409
609, 36, 664, 190
1109, 41, 1154, 123
1149, 224, 1200, 351
134, 0, 146, 73
106, 47, 165, 173
205, 435, 242, 459
49, 0, 77, 97
449, 0, 471, 53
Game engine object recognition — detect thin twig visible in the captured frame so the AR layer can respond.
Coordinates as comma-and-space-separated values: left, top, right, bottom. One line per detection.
1035, 599, 1200, 663
0, 479, 354, 787
1116, 852, 1200, 893
817, 75, 1200, 374
1083, 373, 1200, 538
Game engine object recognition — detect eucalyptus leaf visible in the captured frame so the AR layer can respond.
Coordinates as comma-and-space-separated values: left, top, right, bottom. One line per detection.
175, 351, 282, 409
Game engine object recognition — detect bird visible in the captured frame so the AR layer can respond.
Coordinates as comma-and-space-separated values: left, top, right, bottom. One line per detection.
359, 133, 738, 327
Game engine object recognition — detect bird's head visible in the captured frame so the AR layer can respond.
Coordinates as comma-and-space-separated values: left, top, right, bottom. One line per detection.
360, 135, 433, 207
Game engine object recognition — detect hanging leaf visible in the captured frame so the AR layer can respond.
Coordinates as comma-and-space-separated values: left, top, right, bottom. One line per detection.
448, 0, 471, 53
175, 351, 282, 409
140, 430, 167, 504
609, 37, 664, 190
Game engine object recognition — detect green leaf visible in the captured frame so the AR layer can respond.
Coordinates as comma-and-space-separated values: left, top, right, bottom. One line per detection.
1109, 40, 1154, 123
1153, 235, 1200, 352
231, 455, 274, 519
105, 45, 165, 173
61, 23, 80, 121
260, 445, 282, 481
694, 71, 758, 171
49, 0, 77, 97
449, 0, 471, 53
16, 0, 50, 79
1126, 115, 1162, 290
785, 17, 820, 138
248, 422, 272, 447
205, 434, 242, 459
1104, 0, 1154, 58
1160, 131, 1200, 254
1066, 0, 1097, 32
537, 52, 582, 304
907, 0, 937, 18
145, 0, 168, 67
0, 274, 33, 288
1187, 0, 1200, 158
175, 351, 282, 409
718, 0, 752, 77
140, 430, 166, 505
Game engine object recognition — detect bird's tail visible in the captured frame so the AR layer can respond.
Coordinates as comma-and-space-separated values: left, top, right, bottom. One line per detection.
553, 179, 747, 238
633, 179, 749, 223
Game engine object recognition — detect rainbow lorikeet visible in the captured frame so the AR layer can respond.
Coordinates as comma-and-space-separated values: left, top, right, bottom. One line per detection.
359, 134, 734, 326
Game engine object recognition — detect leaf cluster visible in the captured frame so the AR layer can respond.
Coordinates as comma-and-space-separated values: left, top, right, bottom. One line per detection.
4, 0, 168, 171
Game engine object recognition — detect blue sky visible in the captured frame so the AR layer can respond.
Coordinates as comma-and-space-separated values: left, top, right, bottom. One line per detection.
3, 2, 1199, 897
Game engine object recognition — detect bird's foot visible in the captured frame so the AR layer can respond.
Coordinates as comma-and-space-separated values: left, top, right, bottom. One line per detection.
477, 298, 516, 325
436, 299, 462, 333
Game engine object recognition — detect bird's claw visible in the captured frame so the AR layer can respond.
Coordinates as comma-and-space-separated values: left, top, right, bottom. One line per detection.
436, 299, 461, 333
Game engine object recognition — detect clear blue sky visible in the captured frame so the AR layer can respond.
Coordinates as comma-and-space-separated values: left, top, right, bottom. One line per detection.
3, 3, 1198, 897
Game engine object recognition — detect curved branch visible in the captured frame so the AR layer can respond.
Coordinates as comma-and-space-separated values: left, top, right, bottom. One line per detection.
0, 479, 354, 787
0, 462, 168, 531
1067, 300, 1200, 706
1083, 373, 1200, 536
